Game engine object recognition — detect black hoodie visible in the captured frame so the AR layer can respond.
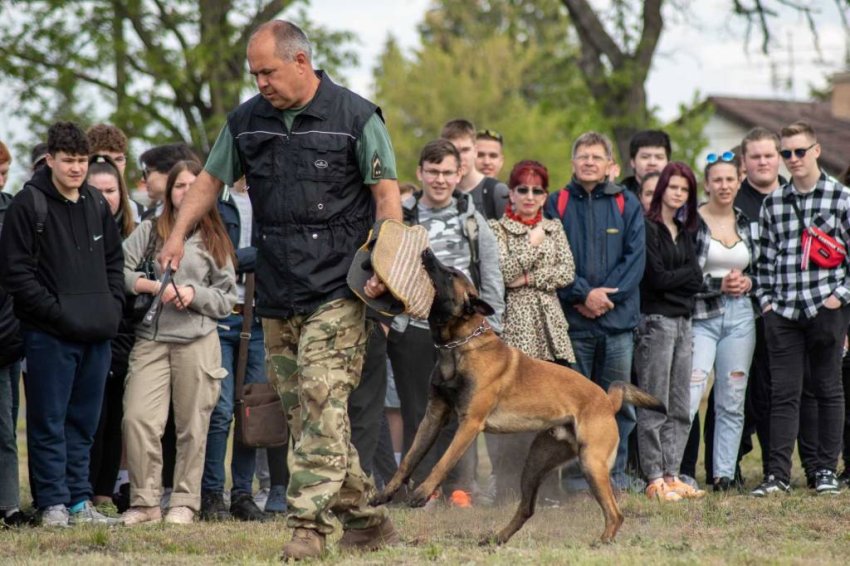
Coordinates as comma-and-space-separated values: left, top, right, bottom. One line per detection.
0, 167, 124, 342
0, 192, 23, 366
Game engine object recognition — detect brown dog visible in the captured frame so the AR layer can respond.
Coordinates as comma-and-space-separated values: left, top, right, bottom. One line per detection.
370, 249, 666, 545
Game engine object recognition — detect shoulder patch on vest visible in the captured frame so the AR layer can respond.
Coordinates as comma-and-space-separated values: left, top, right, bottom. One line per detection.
371, 151, 383, 179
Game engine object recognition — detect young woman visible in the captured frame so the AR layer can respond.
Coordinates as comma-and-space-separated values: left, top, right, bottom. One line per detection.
635, 162, 705, 502
639, 171, 661, 214
488, 159, 575, 501
86, 155, 137, 509
689, 154, 756, 492
121, 160, 237, 525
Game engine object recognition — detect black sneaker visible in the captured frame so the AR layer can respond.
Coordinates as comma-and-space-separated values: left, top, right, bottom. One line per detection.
750, 475, 790, 497
199, 492, 231, 522
814, 469, 841, 495
2, 510, 35, 529
230, 492, 268, 522
713, 477, 733, 492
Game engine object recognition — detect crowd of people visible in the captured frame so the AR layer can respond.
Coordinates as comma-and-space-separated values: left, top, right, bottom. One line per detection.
2, 17, 850, 561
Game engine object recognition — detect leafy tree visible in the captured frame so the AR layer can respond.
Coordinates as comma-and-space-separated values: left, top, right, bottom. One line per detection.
0, 0, 357, 154
374, 0, 602, 186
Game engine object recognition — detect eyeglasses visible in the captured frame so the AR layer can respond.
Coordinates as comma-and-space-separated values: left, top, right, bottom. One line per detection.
476, 129, 504, 144
706, 151, 735, 164
514, 185, 547, 196
421, 168, 459, 181
574, 154, 608, 163
779, 143, 817, 160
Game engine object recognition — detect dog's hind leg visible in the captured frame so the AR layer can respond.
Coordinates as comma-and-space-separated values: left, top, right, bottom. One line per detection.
370, 394, 451, 506
482, 427, 577, 546
579, 425, 624, 543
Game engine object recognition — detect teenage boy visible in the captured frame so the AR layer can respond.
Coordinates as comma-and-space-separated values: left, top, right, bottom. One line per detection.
544, 131, 645, 491
620, 130, 671, 194
138, 143, 199, 219
441, 119, 509, 220
388, 139, 504, 506
475, 128, 505, 179
0, 121, 124, 526
753, 121, 850, 496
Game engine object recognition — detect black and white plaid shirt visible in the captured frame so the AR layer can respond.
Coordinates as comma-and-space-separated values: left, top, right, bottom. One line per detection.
755, 172, 850, 320
692, 206, 757, 320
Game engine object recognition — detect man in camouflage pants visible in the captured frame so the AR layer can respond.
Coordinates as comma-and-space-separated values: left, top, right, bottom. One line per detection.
160, 20, 403, 560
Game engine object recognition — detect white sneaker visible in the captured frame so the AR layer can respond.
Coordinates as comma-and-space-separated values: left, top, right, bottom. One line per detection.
69, 501, 120, 526
39, 505, 69, 528
253, 487, 270, 510
164, 506, 194, 525
121, 506, 162, 526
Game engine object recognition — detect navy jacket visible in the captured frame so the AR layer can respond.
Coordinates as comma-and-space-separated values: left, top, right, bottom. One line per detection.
217, 189, 257, 276
544, 179, 645, 338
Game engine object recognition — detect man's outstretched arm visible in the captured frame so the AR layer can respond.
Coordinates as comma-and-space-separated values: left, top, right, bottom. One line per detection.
158, 170, 224, 270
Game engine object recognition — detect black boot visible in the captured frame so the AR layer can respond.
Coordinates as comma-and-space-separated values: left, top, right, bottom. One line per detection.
199, 492, 231, 522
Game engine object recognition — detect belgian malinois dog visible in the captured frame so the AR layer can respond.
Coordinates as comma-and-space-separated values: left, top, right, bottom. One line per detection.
371, 249, 666, 544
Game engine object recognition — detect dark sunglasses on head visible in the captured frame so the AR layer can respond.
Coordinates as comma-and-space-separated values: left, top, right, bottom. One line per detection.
514, 185, 547, 196
706, 151, 735, 164
476, 128, 504, 144
779, 143, 817, 160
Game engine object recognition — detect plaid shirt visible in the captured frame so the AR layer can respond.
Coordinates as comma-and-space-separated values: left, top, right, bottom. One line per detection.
755, 172, 850, 320
692, 206, 757, 320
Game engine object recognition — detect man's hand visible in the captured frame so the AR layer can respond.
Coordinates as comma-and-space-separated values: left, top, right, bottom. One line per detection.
584, 287, 617, 317
158, 235, 186, 272
824, 295, 842, 310
575, 303, 599, 319
363, 274, 388, 299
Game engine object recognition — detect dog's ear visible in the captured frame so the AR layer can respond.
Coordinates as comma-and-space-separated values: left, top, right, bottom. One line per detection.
465, 296, 495, 317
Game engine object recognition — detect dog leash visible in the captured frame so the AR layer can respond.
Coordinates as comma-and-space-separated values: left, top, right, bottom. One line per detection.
434, 322, 490, 350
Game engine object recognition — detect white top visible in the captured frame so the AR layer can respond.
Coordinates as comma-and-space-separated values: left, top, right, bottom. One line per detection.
231, 190, 253, 305
704, 238, 750, 277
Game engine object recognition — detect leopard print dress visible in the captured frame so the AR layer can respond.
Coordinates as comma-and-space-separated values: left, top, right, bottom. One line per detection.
490, 215, 575, 363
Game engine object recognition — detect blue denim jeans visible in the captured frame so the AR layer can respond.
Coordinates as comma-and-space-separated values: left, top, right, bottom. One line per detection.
23, 331, 110, 509
0, 362, 21, 511
567, 331, 636, 488
201, 313, 266, 496
690, 295, 756, 480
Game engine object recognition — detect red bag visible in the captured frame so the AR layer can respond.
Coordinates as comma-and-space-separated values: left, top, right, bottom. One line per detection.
801, 226, 846, 270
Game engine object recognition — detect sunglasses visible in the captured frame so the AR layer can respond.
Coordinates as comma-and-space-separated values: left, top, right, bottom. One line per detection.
706, 151, 735, 164
476, 128, 504, 144
514, 185, 547, 196
779, 143, 817, 160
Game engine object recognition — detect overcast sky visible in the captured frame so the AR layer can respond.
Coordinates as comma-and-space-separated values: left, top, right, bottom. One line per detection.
305, 0, 847, 119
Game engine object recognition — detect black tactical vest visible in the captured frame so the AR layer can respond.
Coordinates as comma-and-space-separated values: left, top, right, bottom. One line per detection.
227, 72, 380, 318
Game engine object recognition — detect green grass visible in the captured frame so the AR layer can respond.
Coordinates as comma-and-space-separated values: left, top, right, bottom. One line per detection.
5, 383, 850, 564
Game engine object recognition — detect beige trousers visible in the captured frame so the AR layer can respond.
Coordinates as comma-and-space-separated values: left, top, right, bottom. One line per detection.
123, 331, 227, 511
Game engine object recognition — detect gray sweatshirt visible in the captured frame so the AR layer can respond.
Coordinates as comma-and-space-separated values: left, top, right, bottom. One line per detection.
123, 219, 237, 343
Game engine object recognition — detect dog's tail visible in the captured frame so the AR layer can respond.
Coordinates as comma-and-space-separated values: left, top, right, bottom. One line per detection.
607, 381, 666, 415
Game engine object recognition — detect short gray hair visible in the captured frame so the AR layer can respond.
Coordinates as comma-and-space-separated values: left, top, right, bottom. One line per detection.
572, 131, 614, 160
251, 20, 313, 62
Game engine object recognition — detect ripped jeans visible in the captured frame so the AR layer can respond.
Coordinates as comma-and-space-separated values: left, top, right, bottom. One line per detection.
690, 295, 756, 480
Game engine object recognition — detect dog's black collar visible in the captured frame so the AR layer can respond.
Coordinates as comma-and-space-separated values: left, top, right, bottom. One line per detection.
434, 322, 490, 350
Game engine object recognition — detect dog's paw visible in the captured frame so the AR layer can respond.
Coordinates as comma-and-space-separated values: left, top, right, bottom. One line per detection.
369, 491, 392, 507
407, 487, 431, 508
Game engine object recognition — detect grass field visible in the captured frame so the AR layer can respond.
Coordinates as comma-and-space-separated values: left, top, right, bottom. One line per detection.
3, 397, 850, 564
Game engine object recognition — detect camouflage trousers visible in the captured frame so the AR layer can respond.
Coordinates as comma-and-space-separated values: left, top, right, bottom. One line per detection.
262, 298, 387, 534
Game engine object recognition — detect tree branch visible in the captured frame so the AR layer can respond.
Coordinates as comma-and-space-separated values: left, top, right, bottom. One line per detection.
561, 0, 625, 67
634, 0, 663, 75
235, 0, 292, 53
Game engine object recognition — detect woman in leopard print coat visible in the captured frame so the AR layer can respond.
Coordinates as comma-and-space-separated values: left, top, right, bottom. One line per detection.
489, 160, 575, 364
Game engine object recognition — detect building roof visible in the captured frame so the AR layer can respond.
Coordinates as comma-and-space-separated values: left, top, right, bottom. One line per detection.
708, 96, 849, 177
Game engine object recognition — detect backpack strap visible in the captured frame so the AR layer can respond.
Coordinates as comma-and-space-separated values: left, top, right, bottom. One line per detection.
556, 189, 570, 218
557, 188, 625, 218
465, 214, 481, 288
481, 177, 499, 219
28, 187, 48, 259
